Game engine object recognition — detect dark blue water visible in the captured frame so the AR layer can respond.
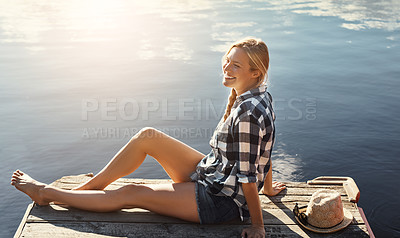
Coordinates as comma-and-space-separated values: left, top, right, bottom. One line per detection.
1, 1, 399, 237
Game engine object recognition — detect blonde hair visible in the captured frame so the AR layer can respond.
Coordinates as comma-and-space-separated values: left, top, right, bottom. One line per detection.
222, 37, 270, 121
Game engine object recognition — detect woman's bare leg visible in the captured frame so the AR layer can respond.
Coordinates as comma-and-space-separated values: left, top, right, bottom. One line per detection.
76, 127, 205, 190
11, 171, 199, 222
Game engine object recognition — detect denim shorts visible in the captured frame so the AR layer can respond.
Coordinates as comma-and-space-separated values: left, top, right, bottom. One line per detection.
195, 181, 240, 224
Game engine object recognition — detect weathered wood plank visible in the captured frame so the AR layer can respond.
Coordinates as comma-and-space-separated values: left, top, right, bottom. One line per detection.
14, 202, 34, 238
259, 195, 355, 208
259, 197, 358, 209
19, 222, 369, 238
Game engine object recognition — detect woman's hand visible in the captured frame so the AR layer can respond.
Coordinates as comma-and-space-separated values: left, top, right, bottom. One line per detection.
262, 181, 286, 196
241, 225, 265, 238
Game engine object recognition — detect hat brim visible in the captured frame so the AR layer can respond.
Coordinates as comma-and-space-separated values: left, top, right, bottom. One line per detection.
294, 207, 353, 233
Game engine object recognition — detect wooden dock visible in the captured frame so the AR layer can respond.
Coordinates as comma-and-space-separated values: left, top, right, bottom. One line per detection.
14, 174, 372, 237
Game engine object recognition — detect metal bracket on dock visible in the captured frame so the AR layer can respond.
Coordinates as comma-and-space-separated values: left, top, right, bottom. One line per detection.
307, 176, 360, 203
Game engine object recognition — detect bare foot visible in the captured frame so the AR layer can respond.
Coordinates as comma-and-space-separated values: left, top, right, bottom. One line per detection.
11, 170, 50, 206
262, 181, 286, 196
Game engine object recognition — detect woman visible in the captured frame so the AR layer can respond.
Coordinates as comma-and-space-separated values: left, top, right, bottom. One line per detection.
11, 38, 286, 238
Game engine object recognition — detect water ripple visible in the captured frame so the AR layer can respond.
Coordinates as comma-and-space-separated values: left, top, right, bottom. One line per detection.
261, 0, 400, 31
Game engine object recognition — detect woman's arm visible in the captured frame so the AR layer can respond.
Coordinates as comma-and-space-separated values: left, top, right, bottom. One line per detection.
241, 182, 265, 238
261, 161, 286, 196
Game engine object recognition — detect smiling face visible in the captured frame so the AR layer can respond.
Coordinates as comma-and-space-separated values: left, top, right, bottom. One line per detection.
222, 47, 260, 95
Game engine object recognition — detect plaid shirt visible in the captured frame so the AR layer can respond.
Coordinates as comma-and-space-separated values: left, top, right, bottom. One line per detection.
191, 84, 275, 221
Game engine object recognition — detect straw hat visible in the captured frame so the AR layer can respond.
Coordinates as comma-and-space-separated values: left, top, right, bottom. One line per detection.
293, 189, 353, 233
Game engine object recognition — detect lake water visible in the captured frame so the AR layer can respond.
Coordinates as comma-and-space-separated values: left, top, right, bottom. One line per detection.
1, 0, 399, 237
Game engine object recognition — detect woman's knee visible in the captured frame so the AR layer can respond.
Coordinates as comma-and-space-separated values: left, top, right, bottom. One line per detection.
120, 184, 143, 194
118, 184, 149, 207
129, 127, 166, 153
132, 127, 162, 141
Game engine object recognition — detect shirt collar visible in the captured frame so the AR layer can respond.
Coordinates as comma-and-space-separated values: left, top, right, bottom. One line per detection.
236, 84, 267, 103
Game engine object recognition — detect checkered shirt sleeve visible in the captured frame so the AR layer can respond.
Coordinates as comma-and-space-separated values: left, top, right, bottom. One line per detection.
233, 112, 264, 184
